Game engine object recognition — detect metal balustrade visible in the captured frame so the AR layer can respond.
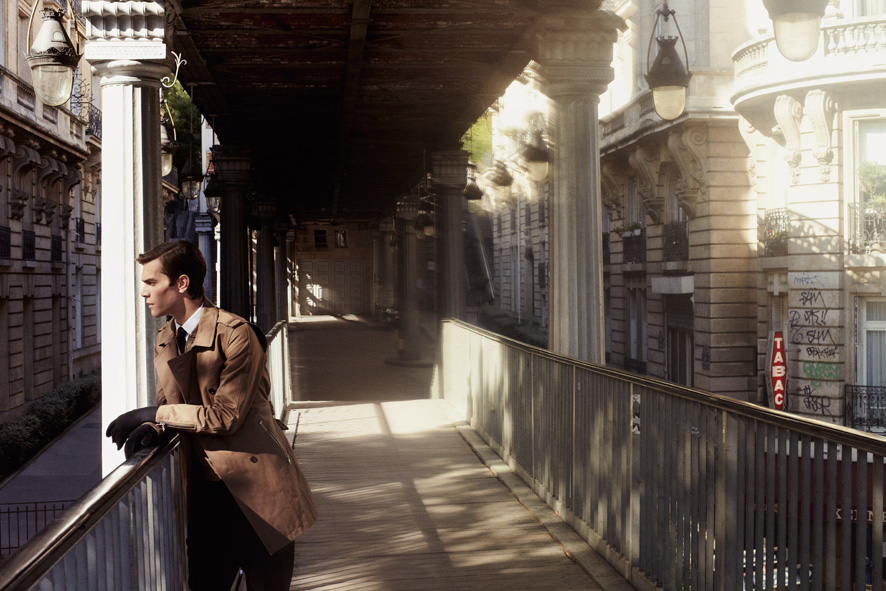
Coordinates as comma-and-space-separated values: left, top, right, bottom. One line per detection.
438, 319, 886, 591
850, 202, 886, 254
0, 321, 293, 590
846, 384, 886, 434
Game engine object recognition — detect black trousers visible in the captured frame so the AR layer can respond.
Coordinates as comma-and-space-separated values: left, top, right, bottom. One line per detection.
187, 479, 295, 591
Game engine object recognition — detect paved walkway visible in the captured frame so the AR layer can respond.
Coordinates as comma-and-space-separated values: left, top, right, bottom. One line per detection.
289, 399, 631, 591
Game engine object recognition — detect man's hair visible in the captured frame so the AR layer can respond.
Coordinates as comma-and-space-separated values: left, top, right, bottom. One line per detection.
137, 240, 206, 300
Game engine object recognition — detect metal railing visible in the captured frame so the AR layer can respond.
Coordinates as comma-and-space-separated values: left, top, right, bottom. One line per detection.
0, 321, 293, 589
663, 221, 689, 262
763, 208, 789, 257
849, 202, 886, 254
623, 228, 646, 264
846, 384, 886, 433
438, 319, 886, 591
0, 438, 187, 590
0, 502, 72, 557
85, 105, 101, 140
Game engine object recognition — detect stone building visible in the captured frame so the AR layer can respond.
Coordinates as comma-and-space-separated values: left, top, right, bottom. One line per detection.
481, 0, 886, 429
0, 3, 101, 421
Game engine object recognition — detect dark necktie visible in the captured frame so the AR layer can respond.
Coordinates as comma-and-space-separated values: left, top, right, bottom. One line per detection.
176, 326, 188, 354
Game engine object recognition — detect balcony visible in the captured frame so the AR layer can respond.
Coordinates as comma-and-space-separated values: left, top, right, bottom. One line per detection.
762, 208, 789, 257
846, 384, 886, 433
85, 105, 102, 140
663, 221, 688, 262
622, 228, 646, 264
850, 202, 886, 254
732, 15, 886, 117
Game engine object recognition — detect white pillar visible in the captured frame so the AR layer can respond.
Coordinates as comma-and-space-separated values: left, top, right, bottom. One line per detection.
538, 10, 620, 364
83, 0, 169, 475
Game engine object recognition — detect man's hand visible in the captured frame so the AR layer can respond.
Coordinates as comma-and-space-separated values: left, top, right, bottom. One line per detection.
106, 407, 158, 449
123, 423, 166, 459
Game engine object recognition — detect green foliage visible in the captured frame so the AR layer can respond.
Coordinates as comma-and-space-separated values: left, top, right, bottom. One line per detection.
0, 374, 101, 481
163, 81, 203, 174
461, 111, 493, 165
858, 161, 886, 201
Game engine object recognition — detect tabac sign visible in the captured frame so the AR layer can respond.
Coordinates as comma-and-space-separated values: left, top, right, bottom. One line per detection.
768, 331, 787, 411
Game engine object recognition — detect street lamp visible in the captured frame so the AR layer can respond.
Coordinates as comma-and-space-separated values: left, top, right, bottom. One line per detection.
763, 0, 827, 62
160, 97, 177, 177
520, 115, 550, 182
645, 1, 691, 121
26, 7, 82, 106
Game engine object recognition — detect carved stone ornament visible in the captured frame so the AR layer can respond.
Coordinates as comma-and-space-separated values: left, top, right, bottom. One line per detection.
9, 189, 29, 221
805, 89, 836, 183
59, 204, 74, 229
737, 116, 759, 185
35, 197, 57, 225
628, 145, 662, 223
773, 95, 803, 185
601, 161, 624, 220
666, 126, 707, 218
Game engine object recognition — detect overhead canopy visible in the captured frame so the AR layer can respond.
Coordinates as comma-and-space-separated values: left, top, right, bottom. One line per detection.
170, 0, 588, 221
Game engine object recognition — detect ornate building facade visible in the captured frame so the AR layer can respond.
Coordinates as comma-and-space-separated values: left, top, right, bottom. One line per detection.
0, 1, 101, 421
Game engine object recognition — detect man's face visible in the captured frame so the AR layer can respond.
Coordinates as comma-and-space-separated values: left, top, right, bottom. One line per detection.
140, 259, 185, 319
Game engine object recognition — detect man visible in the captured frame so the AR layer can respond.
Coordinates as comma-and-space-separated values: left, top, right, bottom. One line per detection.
106, 240, 317, 591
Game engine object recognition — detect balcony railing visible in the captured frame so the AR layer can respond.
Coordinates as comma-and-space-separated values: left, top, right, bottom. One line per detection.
623, 228, 646, 264
850, 202, 886, 254
51, 235, 62, 264
85, 104, 102, 140
22, 230, 35, 261
763, 208, 789, 257
624, 356, 647, 374
663, 221, 689, 262
75, 217, 85, 243
846, 384, 886, 433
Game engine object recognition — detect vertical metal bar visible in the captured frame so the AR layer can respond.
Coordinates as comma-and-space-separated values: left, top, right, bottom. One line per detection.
826, 442, 837, 591
690, 402, 700, 591
744, 420, 756, 591
754, 422, 765, 591
723, 413, 739, 591
841, 446, 853, 591
776, 427, 788, 591
702, 406, 714, 591
872, 453, 883, 591
812, 438, 824, 591
857, 449, 868, 591
787, 431, 799, 591
666, 392, 676, 590
799, 434, 811, 591
682, 397, 692, 586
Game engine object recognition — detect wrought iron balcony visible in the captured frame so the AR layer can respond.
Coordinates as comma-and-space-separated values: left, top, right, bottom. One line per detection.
22, 230, 35, 261
763, 208, 789, 257
603, 233, 610, 266
849, 202, 886, 254
846, 384, 886, 433
85, 105, 102, 140
75, 217, 85, 243
663, 221, 688, 262
624, 357, 647, 375
623, 228, 646, 264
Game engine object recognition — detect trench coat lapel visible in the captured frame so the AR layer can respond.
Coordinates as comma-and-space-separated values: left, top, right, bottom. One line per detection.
161, 300, 220, 405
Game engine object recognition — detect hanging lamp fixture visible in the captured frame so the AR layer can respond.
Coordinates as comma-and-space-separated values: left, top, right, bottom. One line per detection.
26, 4, 82, 106
644, 1, 692, 121
762, 0, 828, 62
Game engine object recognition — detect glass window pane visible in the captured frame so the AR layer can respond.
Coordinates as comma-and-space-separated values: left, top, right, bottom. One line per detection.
867, 330, 886, 386
869, 300, 886, 322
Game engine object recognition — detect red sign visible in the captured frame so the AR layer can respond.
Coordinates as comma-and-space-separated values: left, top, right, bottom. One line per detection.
770, 331, 787, 410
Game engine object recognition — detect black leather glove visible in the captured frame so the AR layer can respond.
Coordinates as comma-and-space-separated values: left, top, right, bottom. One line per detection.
123, 423, 169, 459
106, 406, 158, 450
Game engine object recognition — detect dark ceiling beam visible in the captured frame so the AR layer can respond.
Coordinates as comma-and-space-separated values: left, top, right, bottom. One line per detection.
331, 0, 372, 218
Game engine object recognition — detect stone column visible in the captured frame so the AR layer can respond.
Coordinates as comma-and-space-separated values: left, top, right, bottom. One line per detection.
392, 199, 421, 362
537, 10, 620, 363
195, 213, 217, 302
274, 227, 290, 323
83, 0, 169, 474
253, 198, 277, 332
212, 145, 252, 319
433, 150, 469, 321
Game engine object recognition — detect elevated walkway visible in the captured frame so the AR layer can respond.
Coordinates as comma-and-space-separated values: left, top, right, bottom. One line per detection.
290, 399, 630, 590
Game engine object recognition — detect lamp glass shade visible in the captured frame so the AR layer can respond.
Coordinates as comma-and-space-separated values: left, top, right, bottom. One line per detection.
652, 86, 687, 121
772, 13, 822, 61
31, 65, 74, 107
206, 195, 220, 213
527, 161, 549, 182
183, 178, 202, 200
161, 152, 174, 177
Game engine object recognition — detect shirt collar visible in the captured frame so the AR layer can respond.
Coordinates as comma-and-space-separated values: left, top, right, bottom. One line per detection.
175, 304, 204, 336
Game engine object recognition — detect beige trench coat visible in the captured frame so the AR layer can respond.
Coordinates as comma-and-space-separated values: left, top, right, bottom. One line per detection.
153, 300, 317, 554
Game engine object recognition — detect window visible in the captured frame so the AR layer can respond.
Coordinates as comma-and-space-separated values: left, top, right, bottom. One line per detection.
334, 230, 347, 248
314, 229, 327, 248
626, 282, 647, 373
858, 0, 886, 16
860, 299, 886, 387
852, 118, 886, 253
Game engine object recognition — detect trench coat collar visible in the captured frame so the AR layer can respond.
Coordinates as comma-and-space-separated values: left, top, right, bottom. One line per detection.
157, 298, 219, 352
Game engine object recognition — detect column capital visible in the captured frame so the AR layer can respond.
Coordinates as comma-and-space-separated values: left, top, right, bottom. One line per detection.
83, 0, 171, 83
431, 150, 469, 190
536, 9, 623, 100
211, 145, 252, 186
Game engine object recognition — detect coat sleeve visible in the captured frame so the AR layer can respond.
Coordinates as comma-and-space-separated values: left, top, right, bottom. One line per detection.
155, 322, 266, 435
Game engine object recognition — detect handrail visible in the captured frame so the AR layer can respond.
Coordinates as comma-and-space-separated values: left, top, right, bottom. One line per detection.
441, 318, 886, 462
0, 436, 182, 590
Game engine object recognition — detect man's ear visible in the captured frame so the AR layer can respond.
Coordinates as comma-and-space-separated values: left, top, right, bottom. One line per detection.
176, 274, 190, 294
